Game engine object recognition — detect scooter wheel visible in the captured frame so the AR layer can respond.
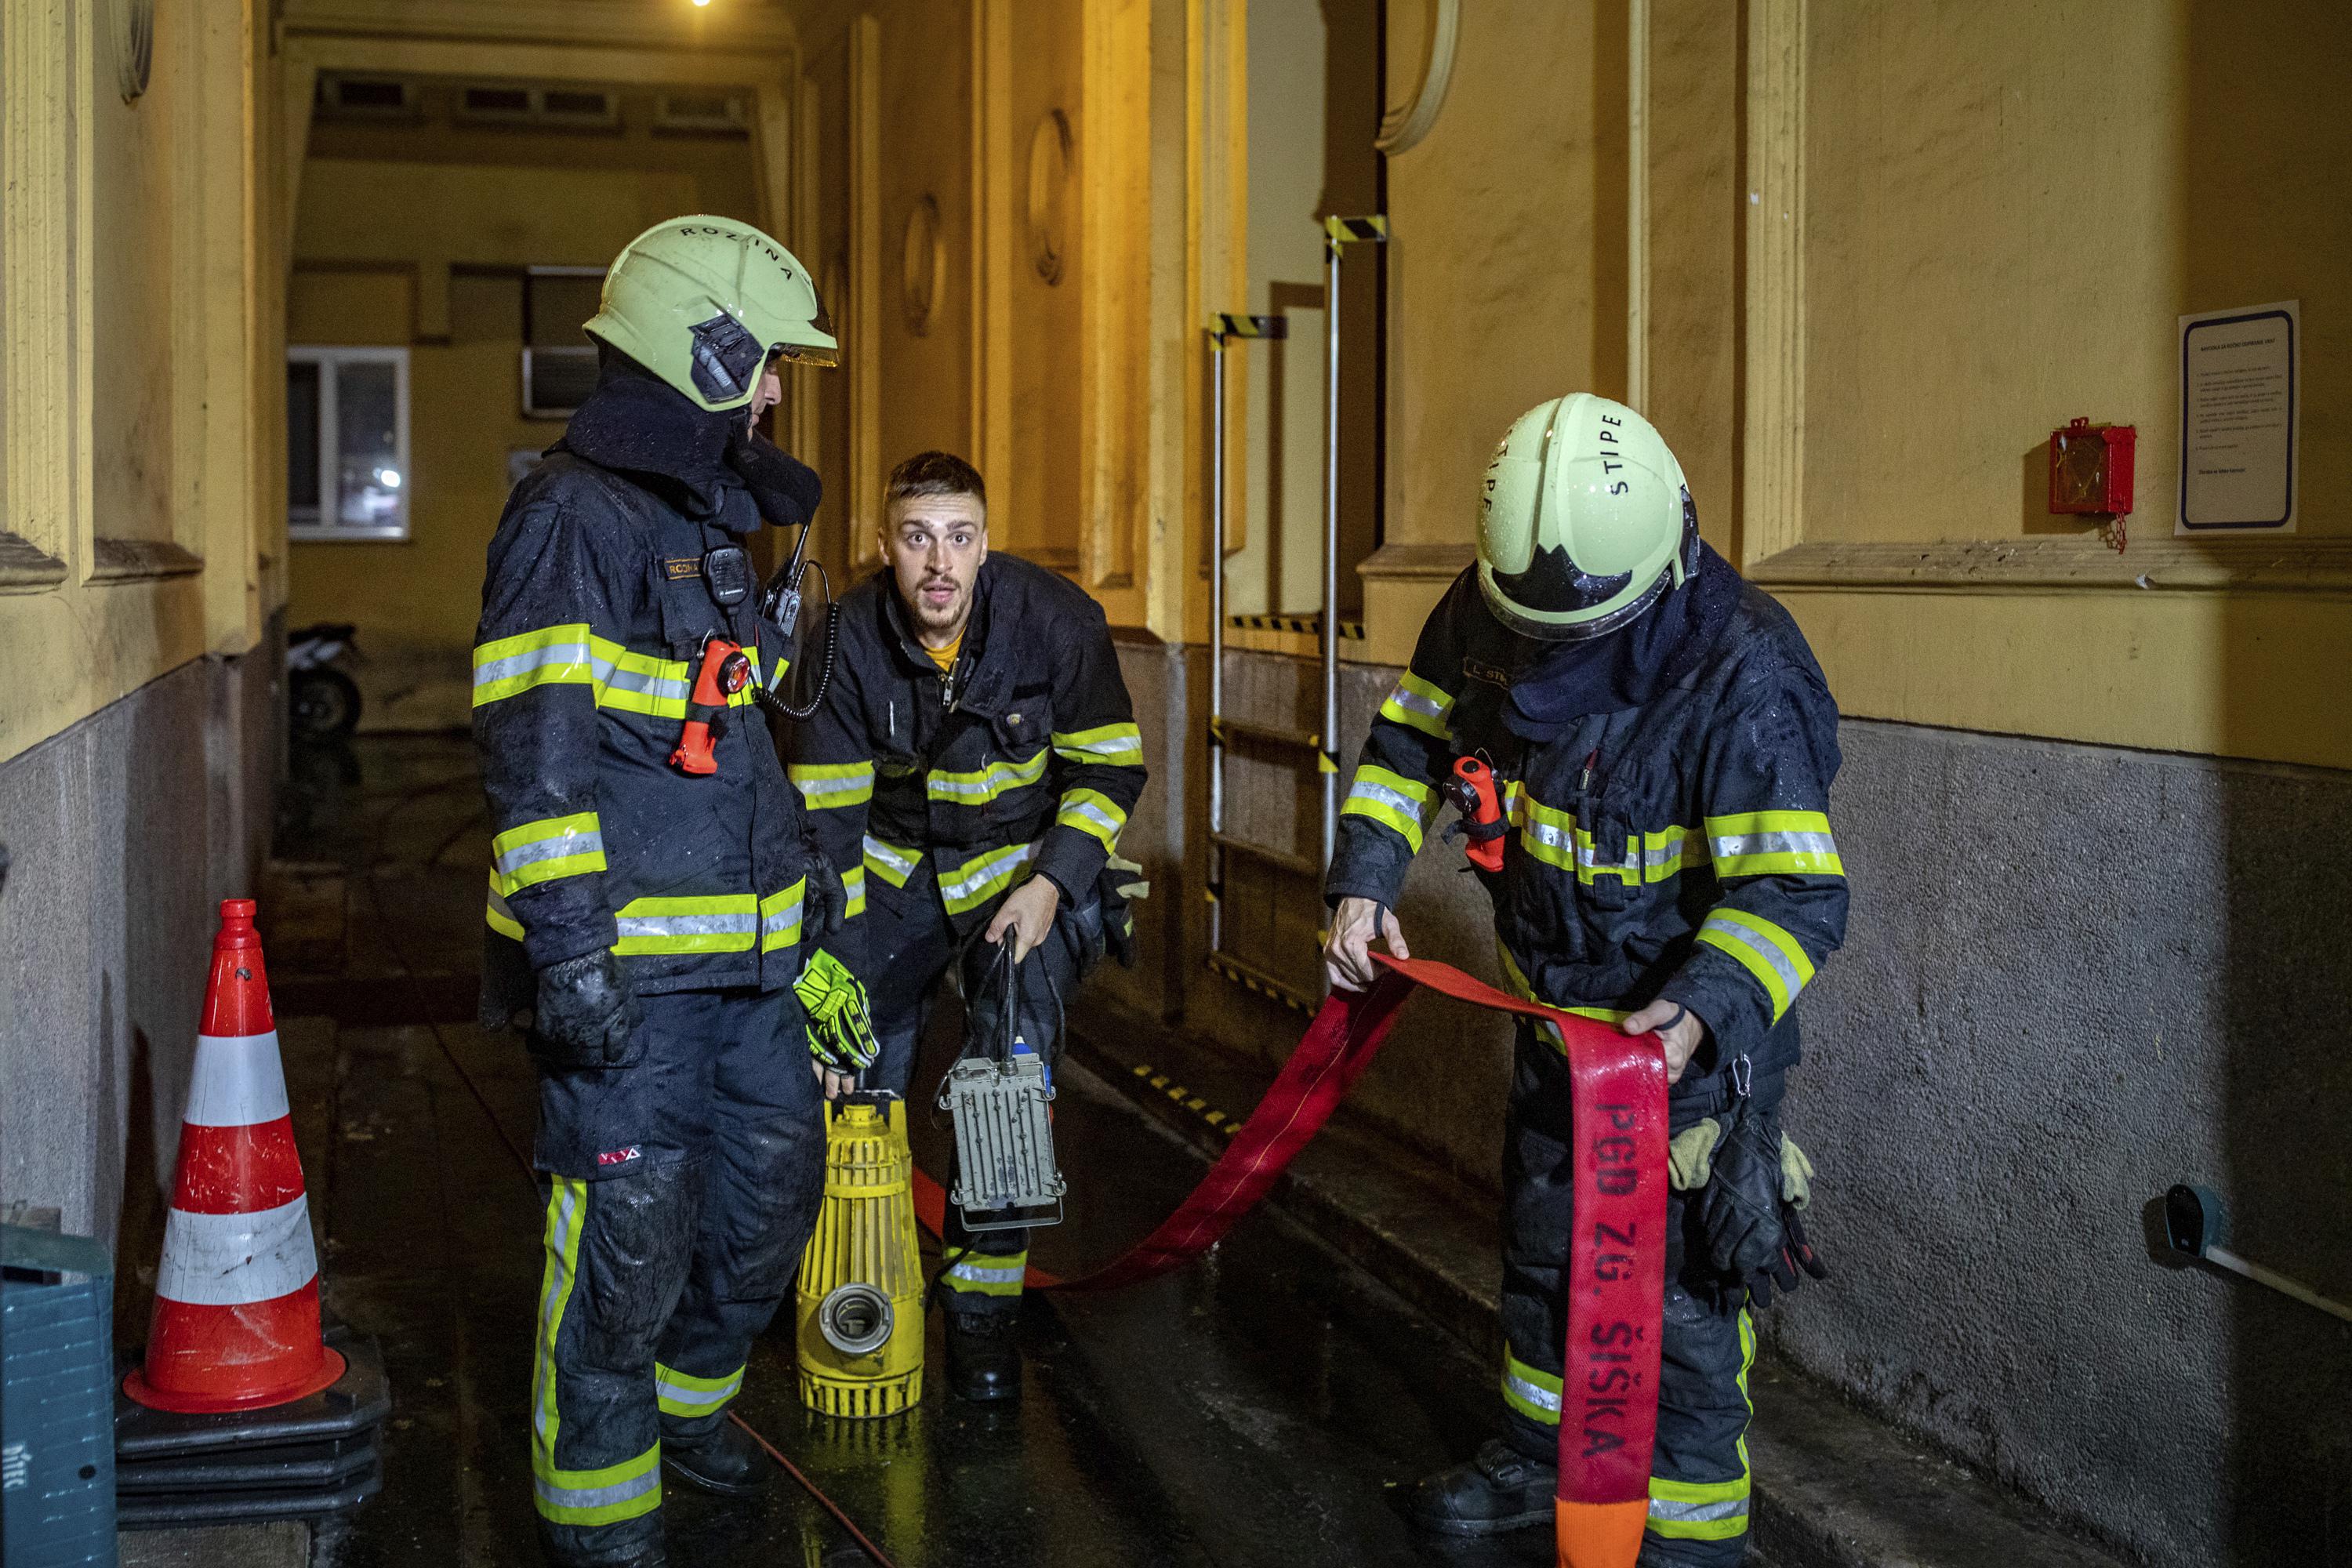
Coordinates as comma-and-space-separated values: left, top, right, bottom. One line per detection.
290, 668, 362, 739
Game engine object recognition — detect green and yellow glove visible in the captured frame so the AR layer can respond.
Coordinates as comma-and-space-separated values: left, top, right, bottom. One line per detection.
795, 949, 879, 1072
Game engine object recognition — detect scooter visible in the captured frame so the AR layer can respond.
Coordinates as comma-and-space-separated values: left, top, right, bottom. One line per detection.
287, 622, 364, 740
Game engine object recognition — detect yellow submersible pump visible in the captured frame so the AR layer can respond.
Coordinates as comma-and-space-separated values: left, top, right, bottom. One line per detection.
794, 1093, 925, 1416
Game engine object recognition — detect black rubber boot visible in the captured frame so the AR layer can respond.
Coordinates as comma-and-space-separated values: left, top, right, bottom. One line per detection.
539, 1527, 666, 1567
943, 1312, 1022, 1403
1399, 1439, 1559, 1537
661, 1420, 771, 1498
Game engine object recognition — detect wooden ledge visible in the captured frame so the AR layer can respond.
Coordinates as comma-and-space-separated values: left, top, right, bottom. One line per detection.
0, 532, 67, 593
1356, 540, 1473, 582
1749, 536, 2352, 593
89, 539, 205, 583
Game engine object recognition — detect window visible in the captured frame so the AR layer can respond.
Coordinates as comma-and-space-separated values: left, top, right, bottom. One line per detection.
287, 347, 410, 541
522, 268, 605, 419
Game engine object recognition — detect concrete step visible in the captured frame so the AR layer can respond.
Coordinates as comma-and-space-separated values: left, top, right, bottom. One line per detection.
1066, 995, 2133, 1568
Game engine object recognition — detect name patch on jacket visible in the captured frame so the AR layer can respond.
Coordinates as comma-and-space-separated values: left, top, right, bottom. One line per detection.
1462, 655, 1513, 691
664, 557, 702, 581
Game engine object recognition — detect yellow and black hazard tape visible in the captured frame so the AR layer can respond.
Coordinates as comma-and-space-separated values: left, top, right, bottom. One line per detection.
1130, 1062, 1243, 1140
1206, 951, 1316, 1016
1212, 313, 1288, 341
1324, 214, 1389, 245
1224, 612, 1365, 640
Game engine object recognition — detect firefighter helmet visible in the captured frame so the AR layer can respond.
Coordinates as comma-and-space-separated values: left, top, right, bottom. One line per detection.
584, 216, 838, 412
1475, 394, 1696, 641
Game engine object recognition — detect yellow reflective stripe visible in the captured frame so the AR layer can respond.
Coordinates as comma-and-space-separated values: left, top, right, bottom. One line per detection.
1695, 908, 1816, 1022
1512, 789, 1579, 873
941, 841, 1038, 914
1341, 764, 1435, 855
941, 1250, 1028, 1298
491, 812, 606, 895
1647, 1310, 1755, 1541
474, 625, 597, 707
1704, 808, 1843, 878
1496, 942, 1630, 1054
1051, 720, 1145, 767
486, 873, 524, 941
612, 895, 760, 956
928, 747, 1051, 804
842, 865, 867, 920
1054, 787, 1127, 850
760, 879, 807, 953
535, 1442, 662, 1527
532, 1179, 659, 1526
655, 1361, 745, 1418
1643, 825, 1710, 883
791, 761, 876, 809
1501, 1349, 1563, 1425
1378, 670, 1455, 741
862, 836, 920, 888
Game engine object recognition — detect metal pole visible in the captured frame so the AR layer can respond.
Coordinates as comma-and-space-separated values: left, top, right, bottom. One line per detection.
1207, 324, 1228, 956
1319, 238, 1342, 875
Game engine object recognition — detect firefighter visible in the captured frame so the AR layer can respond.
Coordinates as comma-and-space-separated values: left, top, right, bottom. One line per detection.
474, 215, 869, 1568
1322, 394, 1845, 1565
787, 449, 1149, 1402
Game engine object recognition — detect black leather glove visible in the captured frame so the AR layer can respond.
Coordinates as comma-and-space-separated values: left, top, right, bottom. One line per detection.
804, 854, 847, 945
1094, 855, 1149, 969
530, 950, 643, 1070
1697, 1097, 1827, 1311
725, 430, 823, 529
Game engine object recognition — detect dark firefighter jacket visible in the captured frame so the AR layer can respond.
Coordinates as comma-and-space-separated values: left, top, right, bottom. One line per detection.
786, 553, 1146, 975
473, 448, 814, 1004
1326, 568, 1848, 1112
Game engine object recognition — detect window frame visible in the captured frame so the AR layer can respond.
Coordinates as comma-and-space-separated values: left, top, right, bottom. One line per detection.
286, 344, 412, 543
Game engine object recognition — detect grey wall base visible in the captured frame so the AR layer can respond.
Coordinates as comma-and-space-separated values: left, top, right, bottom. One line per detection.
0, 625, 280, 1265
1118, 638, 2352, 1568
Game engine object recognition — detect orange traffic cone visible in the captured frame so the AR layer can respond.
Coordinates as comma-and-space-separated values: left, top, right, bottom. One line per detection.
124, 898, 347, 1413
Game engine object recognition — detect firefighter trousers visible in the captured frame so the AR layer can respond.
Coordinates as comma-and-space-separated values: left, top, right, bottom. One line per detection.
1498, 1022, 1765, 1567
528, 984, 824, 1565
864, 867, 1091, 1319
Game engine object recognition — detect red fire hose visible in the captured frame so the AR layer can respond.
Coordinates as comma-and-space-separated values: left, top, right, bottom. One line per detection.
911, 953, 1668, 1568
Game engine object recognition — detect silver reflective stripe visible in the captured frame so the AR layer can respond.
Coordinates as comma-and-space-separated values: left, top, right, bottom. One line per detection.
598, 661, 688, 703
763, 891, 804, 943
944, 1259, 1025, 1286
1702, 911, 1808, 995
863, 836, 920, 878
1523, 815, 1573, 857
1650, 1494, 1749, 1524
1578, 839, 1639, 880
615, 911, 759, 942
1504, 1367, 1562, 1416
1345, 775, 1427, 818
1711, 828, 1839, 861
928, 752, 1048, 800
655, 1368, 742, 1408
532, 1182, 582, 1452
496, 829, 605, 878
942, 842, 1036, 904
1061, 797, 1123, 836
1061, 732, 1142, 760
797, 768, 875, 802
1385, 681, 1446, 720
475, 639, 591, 691
535, 1462, 660, 1516
1644, 830, 1686, 876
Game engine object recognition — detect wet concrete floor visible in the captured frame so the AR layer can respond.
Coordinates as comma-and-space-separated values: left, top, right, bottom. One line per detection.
271, 736, 1551, 1567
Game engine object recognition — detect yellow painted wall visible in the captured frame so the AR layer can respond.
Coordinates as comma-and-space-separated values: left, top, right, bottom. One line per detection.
0, 0, 281, 767
285, 137, 760, 730
1359, 0, 2352, 769
1381, 0, 1618, 555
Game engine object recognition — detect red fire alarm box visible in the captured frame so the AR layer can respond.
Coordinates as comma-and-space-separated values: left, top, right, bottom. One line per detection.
2049, 417, 2136, 514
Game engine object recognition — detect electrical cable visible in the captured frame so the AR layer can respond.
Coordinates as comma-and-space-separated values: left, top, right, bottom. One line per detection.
351, 760, 901, 1567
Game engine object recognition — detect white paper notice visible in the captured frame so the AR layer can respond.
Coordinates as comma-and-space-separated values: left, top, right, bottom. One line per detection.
2177, 299, 2299, 534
